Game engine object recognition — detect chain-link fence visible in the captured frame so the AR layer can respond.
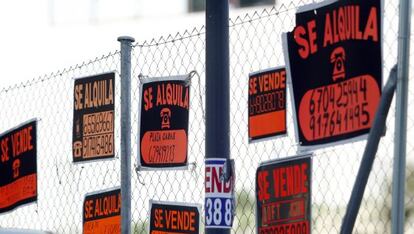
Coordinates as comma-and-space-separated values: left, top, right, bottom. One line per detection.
0, 0, 413, 233
0, 52, 122, 233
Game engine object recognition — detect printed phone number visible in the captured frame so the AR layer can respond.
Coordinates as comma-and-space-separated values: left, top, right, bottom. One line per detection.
304, 76, 372, 140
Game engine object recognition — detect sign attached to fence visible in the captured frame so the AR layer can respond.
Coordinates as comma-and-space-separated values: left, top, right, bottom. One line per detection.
138, 75, 190, 170
248, 67, 287, 142
83, 187, 121, 234
256, 154, 312, 234
73, 72, 115, 162
205, 158, 235, 229
283, 0, 382, 150
149, 200, 201, 234
0, 120, 37, 213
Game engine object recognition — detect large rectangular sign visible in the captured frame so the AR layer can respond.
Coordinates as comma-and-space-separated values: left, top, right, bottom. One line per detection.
283, 0, 382, 150
73, 72, 115, 162
139, 75, 190, 170
149, 200, 201, 234
205, 158, 235, 229
248, 67, 287, 143
256, 155, 312, 234
83, 187, 121, 234
0, 120, 37, 213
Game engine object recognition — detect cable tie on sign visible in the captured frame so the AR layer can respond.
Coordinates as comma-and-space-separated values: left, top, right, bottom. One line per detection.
77, 166, 84, 191
189, 161, 197, 179
114, 69, 121, 78
35, 197, 39, 214
186, 71, 197, 87
55, 161, 62, 185
221, 159, 234, 183
102, 169, 109, 185
189, 161, 197, 170
134, 164, 145, 185
138, 73, 148, 82
188, 70, 205, 123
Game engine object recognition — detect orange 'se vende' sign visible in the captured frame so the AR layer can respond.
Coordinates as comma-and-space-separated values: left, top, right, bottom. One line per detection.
0, 120, 37, 214
139, 75, 190, 170
248, 67, 287, 143
83, 188, 121, 234
149, 200, 201, 234
283, 0, 382, 150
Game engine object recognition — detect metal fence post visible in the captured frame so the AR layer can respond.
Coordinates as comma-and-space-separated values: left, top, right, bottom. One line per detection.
205, 0, 230, 234
118, 36, 135, 234
340, 66, 398, 234
392, 0, 412, 233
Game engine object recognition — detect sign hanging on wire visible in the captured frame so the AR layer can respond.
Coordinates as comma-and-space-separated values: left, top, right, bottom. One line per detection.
73, 72, 115, 162
248, 67, 287, 143
138, 75, 191, 170
149, 200, 201, 234
0, 120, 37, 213
256, 154, 312, 234
283, 0, 382, 150
83, 187, 121, 234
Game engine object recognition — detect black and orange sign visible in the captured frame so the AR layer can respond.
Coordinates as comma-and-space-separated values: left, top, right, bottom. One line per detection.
0, 120, 37, 213
139, 76, 190, 169
83, 187, 121, 234
283, 0, 382, 149
256, 155, 312, 234
249, 67, 287, 142
73, 72, 115, 162
149, 200, 201, 234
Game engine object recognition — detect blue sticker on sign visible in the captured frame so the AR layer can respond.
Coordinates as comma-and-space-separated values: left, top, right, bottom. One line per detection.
205, 158, 235, 229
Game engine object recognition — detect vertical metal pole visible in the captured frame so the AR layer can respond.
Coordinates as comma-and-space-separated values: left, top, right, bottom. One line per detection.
392, 0, 412, 232
118, 36, 135, 234
205, 0, 230, 234
341, 66, 398, 234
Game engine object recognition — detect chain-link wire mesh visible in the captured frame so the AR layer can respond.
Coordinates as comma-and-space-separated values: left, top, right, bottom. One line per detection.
130, 25, 207, 232
0, 52, 121, 233
0, 0, 413, 233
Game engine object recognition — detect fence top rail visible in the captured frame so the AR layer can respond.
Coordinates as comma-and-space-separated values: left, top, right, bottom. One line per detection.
1, 3, 302, 94
133, 3, 301, 48
133, 26, 206, 48
229, 3, 300, 26
0, 50, 120, 94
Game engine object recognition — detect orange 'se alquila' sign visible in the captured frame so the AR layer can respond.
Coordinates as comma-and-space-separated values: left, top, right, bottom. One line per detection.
83, 188, 121, 234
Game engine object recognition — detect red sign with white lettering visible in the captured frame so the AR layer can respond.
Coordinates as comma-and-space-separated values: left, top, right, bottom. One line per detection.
256, 155, 312, 234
